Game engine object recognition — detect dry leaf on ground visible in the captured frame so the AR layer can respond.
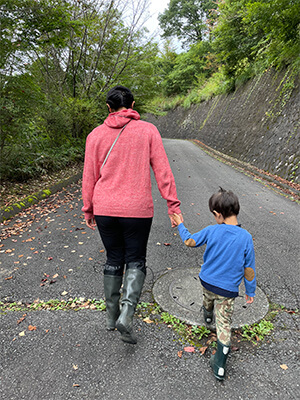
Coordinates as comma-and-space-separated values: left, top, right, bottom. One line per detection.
280, 364, 288, 370
143, 317, 154, 324
28, 325, 37, 331
184, 346, 195, 353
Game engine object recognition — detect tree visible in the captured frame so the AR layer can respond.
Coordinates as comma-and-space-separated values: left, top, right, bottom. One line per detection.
212, 0, 300, 79
158, 41, 216, 96
0, 0, 161, 181
158, 0, 216, 46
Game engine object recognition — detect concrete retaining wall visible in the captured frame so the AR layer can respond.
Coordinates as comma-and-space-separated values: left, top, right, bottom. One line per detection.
145, 68, 300, 183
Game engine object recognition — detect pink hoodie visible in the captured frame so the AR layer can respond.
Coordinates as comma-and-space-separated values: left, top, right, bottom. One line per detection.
82, 108, 181, 219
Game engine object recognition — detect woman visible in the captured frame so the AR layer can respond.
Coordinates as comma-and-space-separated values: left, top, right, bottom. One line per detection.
82, 86, 183, 344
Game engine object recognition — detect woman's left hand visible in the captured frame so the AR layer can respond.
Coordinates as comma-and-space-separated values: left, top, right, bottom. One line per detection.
86, 218, 96, 230
169, 213, 183, 227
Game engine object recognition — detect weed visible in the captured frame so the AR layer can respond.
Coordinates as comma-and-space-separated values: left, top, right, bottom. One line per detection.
242, 320, 274, 343
191, 325, 210, 340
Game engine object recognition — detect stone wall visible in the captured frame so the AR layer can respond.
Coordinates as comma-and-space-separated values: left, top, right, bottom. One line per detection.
145, 68, 300, 183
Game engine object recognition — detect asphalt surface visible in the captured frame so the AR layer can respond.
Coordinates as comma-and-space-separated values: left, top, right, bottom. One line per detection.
0, 139, 299, 400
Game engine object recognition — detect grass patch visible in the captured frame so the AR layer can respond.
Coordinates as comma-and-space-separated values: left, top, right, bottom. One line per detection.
2, 299, 296, 349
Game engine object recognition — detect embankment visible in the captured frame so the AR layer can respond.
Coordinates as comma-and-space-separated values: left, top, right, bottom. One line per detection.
145, 68, 300, 184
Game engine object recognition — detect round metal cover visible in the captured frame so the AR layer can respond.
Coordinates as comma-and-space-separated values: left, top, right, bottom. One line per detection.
153, 267, 269, 329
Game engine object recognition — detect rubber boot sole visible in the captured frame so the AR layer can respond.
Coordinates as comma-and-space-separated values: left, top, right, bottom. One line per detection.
116, 321, 137, 344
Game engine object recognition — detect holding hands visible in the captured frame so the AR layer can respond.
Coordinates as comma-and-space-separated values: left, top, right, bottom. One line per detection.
170, 213, 183, 227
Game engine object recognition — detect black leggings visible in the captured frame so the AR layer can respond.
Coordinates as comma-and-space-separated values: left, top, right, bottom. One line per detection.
95, 216, 152, 274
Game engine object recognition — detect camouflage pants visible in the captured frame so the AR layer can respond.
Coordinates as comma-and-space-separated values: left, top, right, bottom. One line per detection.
202, 287, 235, 346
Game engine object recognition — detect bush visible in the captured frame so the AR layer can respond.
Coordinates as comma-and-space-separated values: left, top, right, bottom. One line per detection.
0, 141, 84, 182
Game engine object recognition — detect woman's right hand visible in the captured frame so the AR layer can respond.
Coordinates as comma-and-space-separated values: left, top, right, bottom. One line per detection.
86, 218, 96, 230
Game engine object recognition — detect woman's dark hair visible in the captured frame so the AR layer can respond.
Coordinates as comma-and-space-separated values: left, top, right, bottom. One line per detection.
106, 85, 134, 111
209, 187, 240, 218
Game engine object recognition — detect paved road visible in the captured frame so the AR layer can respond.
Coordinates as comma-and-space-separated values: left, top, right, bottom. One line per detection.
0, 139, 299, 399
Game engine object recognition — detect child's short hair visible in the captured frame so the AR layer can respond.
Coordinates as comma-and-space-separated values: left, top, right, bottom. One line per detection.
209, 187, 240, 218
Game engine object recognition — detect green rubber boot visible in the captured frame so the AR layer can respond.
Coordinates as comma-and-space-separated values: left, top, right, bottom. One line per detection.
202, 305, 214, 324
116, 266, 146, 344
103, 274, 123, 331
210, 340, 230, 381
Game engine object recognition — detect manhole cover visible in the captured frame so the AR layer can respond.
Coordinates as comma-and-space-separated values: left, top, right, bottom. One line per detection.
153, 267, 269, 329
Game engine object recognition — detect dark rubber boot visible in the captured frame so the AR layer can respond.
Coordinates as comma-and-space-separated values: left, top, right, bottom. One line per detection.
202, 305, 214, 324
116, 266, 146, 344
103, 274, 123, 331
210, 339, 230, 381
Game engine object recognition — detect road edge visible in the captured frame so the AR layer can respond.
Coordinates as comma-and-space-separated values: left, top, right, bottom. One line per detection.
0, 172, 82, 223
191, 139, 300, 202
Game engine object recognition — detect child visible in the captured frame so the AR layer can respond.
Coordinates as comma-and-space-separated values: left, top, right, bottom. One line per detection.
173, 187, 256, 381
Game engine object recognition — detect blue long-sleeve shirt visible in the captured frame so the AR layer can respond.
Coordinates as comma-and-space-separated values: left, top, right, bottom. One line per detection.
177, 222, 256, 297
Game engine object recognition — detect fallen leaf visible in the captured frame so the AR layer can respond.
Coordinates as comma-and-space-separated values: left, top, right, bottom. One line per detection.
28, 325, 37, 331
17, 316, 26, 324
48, 257, 53, 261
52, 273, 59, 279
19, 331, 25, 336
143, 317, 154, 324
164, 243, 171, 246
73, 384, 80, 387
177, 351, 183, 358
5, 276, 13, 280
100, 249, 105, 253
61, 291, 68, 296
280, 364, 288, 370
199, 346, 208, 355
73, 364, 78, 370
184, 346, 195, 353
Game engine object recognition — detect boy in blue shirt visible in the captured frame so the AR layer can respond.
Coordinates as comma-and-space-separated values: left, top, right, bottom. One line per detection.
173, 187, 256, 381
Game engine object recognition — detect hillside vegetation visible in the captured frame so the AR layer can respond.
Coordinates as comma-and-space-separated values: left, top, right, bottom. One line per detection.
150, 0, 300, 112
1, 0, 299, 183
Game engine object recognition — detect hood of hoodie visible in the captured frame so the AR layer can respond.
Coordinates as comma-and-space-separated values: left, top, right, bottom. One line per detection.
104, 108, 140, 129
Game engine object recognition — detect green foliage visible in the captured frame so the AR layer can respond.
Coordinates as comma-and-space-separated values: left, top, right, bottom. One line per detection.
161, 41, 217, 96
158, 0, 216, 45
1, 0, 299, 182
213, 0, 300, 80
242, 320, 274, 343
191, 325, 210, 339
0, 139, 84, 182
152, 0, 299, 111
0, 0, 160, 183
